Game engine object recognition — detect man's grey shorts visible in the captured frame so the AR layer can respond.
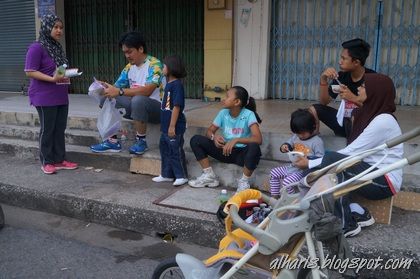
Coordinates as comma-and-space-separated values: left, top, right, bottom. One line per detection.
100, 95, 161, 124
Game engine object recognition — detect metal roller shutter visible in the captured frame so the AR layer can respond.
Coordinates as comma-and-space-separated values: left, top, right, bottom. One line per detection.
269, 0, 420, 105
0, 0, 35, 92
64, 0, 204, 98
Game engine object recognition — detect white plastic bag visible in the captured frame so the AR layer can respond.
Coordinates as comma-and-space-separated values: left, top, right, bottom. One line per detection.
97, 98, 122, 140
88, 78, 105, 104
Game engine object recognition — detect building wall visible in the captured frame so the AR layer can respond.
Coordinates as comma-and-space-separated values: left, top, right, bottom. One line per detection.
203, 0, 233, 100
33, 0, 66, 49
268, 0, 419, 105
0, 0, 36, 92
34, 0, 233, 99
232, 0, 271, 100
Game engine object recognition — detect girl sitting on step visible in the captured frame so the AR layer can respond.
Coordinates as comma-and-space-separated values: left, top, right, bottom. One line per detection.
188, 86, 262, 193
269, 109, 325, 199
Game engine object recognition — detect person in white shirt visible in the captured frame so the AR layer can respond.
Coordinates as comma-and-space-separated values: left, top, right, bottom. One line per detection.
90, 31, 163, 155
296, 73, 402, 237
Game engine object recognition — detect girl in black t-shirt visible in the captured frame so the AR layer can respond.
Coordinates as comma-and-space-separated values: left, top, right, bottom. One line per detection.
152, 55, 188, 186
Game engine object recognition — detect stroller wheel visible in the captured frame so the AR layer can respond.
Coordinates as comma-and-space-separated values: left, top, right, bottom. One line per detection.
152, 257, 184, 279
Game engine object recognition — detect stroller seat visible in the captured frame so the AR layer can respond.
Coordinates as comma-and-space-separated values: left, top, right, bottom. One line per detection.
205, 188, 308, 271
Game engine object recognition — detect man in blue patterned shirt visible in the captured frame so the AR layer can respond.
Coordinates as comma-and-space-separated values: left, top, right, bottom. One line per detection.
91, 31, 164, 154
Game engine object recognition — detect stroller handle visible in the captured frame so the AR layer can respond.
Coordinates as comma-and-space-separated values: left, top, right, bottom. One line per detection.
407, 152, 420, 165
386, 127, 420, 148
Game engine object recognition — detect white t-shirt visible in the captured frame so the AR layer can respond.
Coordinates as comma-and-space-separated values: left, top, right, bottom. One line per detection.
114, 55, 163, 102
309, 114, 404, 192
127, 61, 161, 101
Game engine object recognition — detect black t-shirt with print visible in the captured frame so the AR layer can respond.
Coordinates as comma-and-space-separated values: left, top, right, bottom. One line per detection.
329, 68, 376, 99
160, 79, 186, 134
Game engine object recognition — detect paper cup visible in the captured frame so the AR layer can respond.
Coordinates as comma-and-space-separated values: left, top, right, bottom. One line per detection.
331, 85, 341, 94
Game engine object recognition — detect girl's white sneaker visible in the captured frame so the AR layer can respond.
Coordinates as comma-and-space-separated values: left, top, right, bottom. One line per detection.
173, 178, 188, 186
152, 175, 173, 183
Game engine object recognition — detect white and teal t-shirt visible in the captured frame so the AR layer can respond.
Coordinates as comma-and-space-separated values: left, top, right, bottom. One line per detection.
114, 55, 163, 102
212, 108, 258, 148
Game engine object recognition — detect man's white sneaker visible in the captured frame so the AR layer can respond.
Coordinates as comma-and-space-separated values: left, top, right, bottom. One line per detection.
188, 172, 219, 188
152, 175, 173, 183
236, 178, 250, 193
173, 178, 188, 186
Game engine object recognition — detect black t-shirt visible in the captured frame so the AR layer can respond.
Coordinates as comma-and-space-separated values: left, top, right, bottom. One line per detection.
328, 68, 376, 99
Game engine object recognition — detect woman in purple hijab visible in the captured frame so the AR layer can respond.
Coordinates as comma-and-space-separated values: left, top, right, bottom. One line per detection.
24, 14, 78, 174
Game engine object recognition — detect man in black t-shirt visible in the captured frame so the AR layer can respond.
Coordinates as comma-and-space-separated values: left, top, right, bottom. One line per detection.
309, 38, 375, 141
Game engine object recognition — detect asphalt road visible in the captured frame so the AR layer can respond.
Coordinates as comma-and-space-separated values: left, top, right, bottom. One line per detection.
2, 204, 407, 279
0, 204, 216, 279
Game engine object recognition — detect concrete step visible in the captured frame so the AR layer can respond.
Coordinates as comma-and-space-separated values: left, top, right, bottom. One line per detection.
0, 110, 350, 162
0, 154, 418, 278
0, 136, 278, 190
1, 110, 420, 172
0, 137, 133, 173
0, 124, 101, 147
0, 110, 160, 144
1, 110, 419, 191
0, 135, 419, 195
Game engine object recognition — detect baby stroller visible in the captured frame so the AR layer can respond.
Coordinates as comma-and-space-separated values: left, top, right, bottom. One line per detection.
152, 127, 420, 279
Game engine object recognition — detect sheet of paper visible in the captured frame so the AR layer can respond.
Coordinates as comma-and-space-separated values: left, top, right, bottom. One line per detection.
336, 99, 345, 127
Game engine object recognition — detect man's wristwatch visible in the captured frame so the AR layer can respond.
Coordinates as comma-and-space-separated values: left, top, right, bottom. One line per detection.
118, 88, 124, 96
210, 134, 215, 141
